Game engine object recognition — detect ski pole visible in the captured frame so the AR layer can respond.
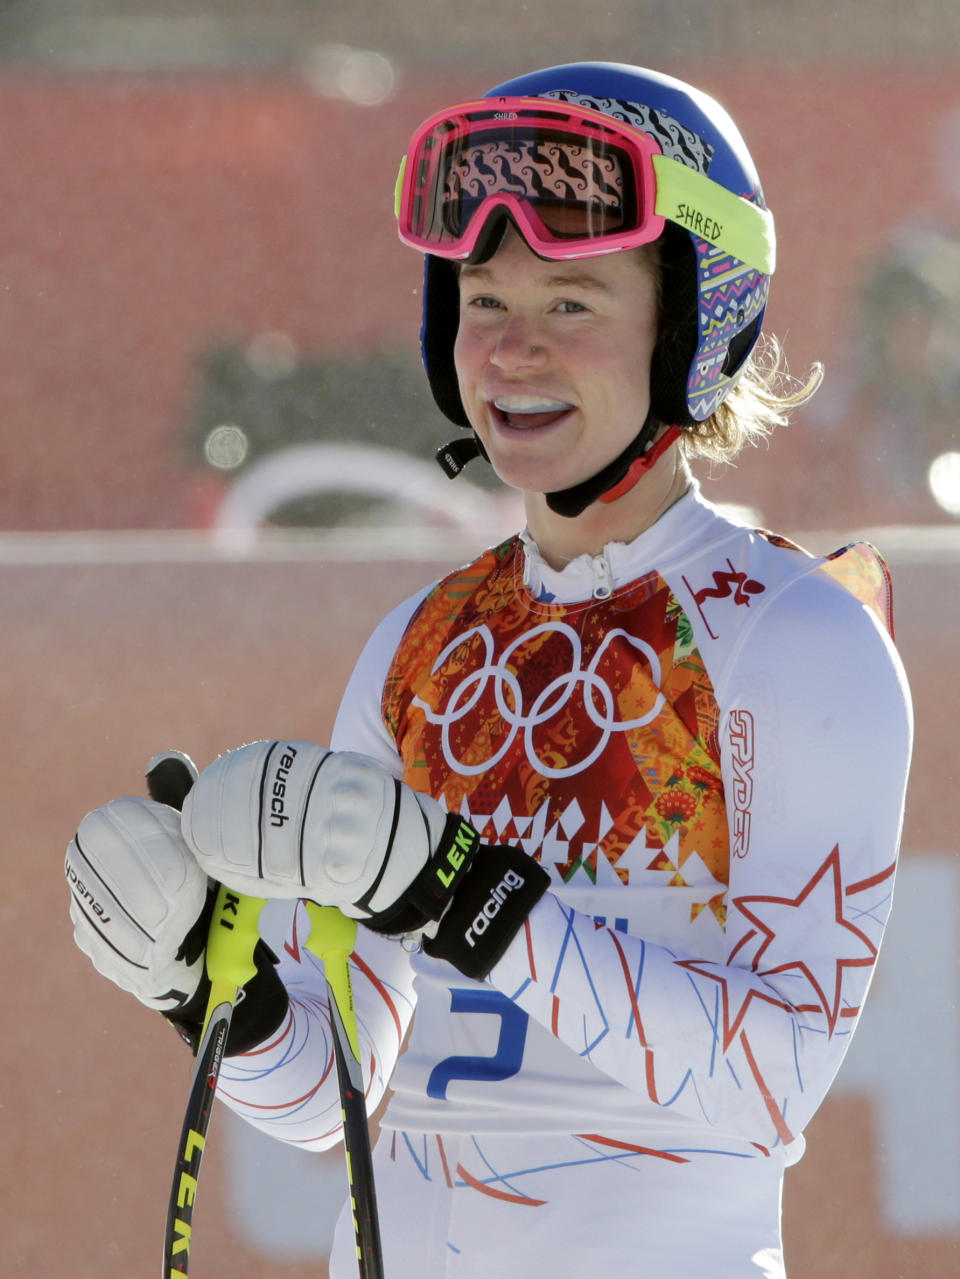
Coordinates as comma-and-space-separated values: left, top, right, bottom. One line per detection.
147, 752, 265, 1279
303, 903, 385, 1279
162, 885, 265, 1277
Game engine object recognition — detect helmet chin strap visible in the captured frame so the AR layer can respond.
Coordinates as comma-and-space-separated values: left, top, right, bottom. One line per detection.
545, 409, 680, 518
435, 434, 488, 479
435, 410, 681, 520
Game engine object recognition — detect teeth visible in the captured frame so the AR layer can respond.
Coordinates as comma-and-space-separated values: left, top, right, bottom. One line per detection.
493, 395, 573, 414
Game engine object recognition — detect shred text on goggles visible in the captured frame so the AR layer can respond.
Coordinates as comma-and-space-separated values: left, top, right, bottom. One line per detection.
395, 97, 775, 274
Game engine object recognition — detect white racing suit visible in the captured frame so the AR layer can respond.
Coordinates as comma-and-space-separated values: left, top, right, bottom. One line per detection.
217, 485, 912, 1277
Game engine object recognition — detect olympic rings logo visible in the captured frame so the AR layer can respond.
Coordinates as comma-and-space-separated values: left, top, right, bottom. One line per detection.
412, 621, 666, 779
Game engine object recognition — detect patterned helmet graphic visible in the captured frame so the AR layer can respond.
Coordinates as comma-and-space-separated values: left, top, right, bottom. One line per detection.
418, 62, 774, 431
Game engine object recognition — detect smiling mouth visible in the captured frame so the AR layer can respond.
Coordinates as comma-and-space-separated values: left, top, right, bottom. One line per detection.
491, 394, 575, 430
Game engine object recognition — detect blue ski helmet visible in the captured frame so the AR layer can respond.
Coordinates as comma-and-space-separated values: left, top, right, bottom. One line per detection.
403, 62, 775, 514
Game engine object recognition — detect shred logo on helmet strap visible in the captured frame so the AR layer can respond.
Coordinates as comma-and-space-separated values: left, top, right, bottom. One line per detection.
396, 62, 775, 518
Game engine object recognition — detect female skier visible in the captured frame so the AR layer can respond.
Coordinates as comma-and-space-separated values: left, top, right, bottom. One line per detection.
67, 62, 912, 1277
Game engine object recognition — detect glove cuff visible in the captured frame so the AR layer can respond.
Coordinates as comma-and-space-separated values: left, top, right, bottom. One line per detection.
165, 939, 289, 1057
423, 844, 550, 981
362, 812, 481, 936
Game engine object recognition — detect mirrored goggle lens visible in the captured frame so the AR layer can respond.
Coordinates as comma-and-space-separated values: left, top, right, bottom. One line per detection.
409, 123, 640, 248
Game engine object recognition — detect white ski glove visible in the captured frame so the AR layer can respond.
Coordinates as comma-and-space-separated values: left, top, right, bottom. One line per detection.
181, 740, 550, 978
66, 796, 211, 1013
67, 751, 291, 1053
181, 740, 457, 928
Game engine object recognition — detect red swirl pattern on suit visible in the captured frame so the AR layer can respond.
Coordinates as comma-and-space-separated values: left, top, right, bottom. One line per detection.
383, 537, 730, 904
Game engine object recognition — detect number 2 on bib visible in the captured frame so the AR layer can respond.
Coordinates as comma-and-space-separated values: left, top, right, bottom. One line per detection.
427, 989, 529, 1100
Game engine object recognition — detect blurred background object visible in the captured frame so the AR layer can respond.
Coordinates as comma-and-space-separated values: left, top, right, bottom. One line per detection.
807, 222, 960, 522
4, 3, 959, 1277
183, 340, 504, 532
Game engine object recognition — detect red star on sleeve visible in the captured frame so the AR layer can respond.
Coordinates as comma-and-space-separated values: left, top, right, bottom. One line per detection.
673, 958, 793, 1055
729, 845, 878, 1036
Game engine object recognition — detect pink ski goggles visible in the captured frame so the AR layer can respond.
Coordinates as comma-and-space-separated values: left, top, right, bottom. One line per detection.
395, 96, 776, 272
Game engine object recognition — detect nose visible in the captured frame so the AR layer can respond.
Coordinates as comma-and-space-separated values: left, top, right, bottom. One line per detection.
488, 318, 547, 372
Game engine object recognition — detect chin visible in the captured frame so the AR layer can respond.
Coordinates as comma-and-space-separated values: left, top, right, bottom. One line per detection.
476, 428, 602, 498
490, 461, 574, 496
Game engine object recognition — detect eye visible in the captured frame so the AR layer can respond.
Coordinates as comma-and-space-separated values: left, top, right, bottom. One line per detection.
463, 293, 503, 311
555, 299, 587, 314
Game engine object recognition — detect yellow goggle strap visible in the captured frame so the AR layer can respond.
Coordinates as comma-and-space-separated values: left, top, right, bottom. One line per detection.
652, 153, 776, 275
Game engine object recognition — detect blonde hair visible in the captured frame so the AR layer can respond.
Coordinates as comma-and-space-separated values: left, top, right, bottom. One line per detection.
677, 336, 824, 465
636, 238, 823, 464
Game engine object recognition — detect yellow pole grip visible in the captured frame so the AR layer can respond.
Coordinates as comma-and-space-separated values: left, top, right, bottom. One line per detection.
200, 885, 267, 1039
303, 903, 361, 1062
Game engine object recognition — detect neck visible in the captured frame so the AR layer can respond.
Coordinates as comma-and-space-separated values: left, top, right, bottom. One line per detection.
523, 443, 691, 569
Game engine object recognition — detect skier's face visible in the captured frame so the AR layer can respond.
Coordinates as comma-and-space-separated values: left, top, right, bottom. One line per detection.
453, 226, 660, 499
